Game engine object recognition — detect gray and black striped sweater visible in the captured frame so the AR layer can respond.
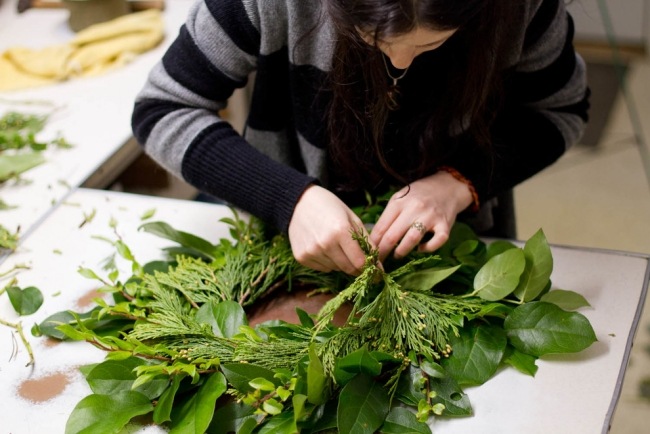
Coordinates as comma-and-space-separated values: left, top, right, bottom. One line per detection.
132, 0, 589, 233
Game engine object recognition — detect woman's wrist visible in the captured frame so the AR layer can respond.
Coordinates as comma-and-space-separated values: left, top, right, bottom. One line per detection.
436, 166, 480, 213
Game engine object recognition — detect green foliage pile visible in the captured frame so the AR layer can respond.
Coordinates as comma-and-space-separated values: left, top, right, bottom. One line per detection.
0, 109, 73, 250
0, 110, 72, 183
33, 210, 597, 434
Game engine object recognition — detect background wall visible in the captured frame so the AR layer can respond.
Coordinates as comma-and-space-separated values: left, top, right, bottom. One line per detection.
567, 0, 647, 48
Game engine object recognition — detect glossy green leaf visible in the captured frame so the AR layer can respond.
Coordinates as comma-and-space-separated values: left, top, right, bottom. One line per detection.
395, 366, 426, 407
380, 406, 432, 433
419, 359, 445, 379
301, 400, 338, 433
207, 401, 257, 434
504, 302, 597, 356
397, 265, 461, 292
428, 375, 472, 416
86, 358, 168, 400
334, 346, 382, 385
169, 372, 227, 434
337, 374, 390, 434
453, 240, 480, 257
6, 285, 43, 315
196, 300, 247, 338
263, 398, 284, 415
64, 391, 153, 434
258, 411, 298, 433
473, 248, 526, 301
139, 221, 217, 260
296, 308, 315, 327
486, 239, 518, 259
442, 324, 507, 386
308, 344, 328, 405
153, 374, 184, 424
540, 290, 591, 311
513, 229, 553, 302
503, 346, 538, 377
249, 377, 276, 392
221, 363, 279, 393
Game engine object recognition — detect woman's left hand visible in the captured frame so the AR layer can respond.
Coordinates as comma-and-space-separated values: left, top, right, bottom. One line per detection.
369, 171, 474, 262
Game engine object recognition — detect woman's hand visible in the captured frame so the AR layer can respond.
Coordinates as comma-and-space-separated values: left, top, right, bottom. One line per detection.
288, 185, 368, 275
370, 171, 474, 262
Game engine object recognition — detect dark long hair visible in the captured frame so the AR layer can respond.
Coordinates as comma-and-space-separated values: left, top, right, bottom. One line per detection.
324, 0, 515, 192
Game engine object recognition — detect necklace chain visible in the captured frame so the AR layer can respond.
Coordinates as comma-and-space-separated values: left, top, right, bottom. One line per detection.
381, 54, 409, 86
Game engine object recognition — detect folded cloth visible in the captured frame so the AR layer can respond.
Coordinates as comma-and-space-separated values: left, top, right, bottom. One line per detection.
0, 9, 164, 92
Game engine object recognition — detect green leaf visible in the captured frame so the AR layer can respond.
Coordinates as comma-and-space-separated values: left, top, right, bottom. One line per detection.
78, 267, 101, 281
139, 221, 217, 260
485, 240, 517, 260
307, 344, 328, 405
502, 346, 538, 377
396, 265, 461, 292
504, 302, 597, 356
513, 229, 553, 302
337, 374, 390, 434
296, 308, 315, 327
292, 394, 308, 422
428, 375, 472, 417
6, 286, 43, 315
453, 239, 480, 257
114, 240, 135, 262
86, 358, 168, 400
153, 374, 183, 424
395, 366, 426, 407
221, 364, 279, 393
196, 300, 247, 338
169, 372, 227, 434
473, 248, 526, 301
207, 401, 257, 434
334, 346, 382, 385
64, 391, 153, 434
380, 407, 432, 434
0, 152, 45, 181
249, 377, 276, 392
540, 290, 591, 311
419, 359, 445, 379
442, 324, 507, 386
258, 411, 298, 434
141, 208, 156, 220
262, 398, 284, 416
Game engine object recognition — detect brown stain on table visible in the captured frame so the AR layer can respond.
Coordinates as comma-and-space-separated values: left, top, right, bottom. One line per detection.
17, 371, 71, 403
247, 289, 352, 327
76, 288, 103, 309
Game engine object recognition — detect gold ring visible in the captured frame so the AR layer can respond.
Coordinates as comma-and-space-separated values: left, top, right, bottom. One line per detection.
411, 221, 426, 233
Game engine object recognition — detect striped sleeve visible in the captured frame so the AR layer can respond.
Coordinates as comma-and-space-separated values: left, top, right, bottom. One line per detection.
131, 0, 316, 232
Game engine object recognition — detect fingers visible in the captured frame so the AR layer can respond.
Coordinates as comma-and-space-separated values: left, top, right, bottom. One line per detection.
370, 188, 456, 261
293, 230, 367, 275
418, 224, 450, 253
288, 186, 370, 276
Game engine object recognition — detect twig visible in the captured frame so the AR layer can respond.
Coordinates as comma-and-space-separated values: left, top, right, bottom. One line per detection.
0, 263, 31, 280
0, 317, 35, 366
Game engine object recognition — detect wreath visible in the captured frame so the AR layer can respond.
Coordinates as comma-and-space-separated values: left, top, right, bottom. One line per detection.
34, 207, 596, 434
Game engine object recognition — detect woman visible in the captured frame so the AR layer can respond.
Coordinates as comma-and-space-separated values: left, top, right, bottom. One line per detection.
132, 0, 589, 275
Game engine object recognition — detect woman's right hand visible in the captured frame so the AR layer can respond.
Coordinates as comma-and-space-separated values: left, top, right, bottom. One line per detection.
288, 185, 368, 275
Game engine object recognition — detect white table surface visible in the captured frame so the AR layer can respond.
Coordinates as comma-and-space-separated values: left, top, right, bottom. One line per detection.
0, 0, 195, 243
0, 188, 648, 434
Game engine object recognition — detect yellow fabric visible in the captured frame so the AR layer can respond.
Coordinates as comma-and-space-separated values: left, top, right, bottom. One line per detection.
0, 9, 164, 92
